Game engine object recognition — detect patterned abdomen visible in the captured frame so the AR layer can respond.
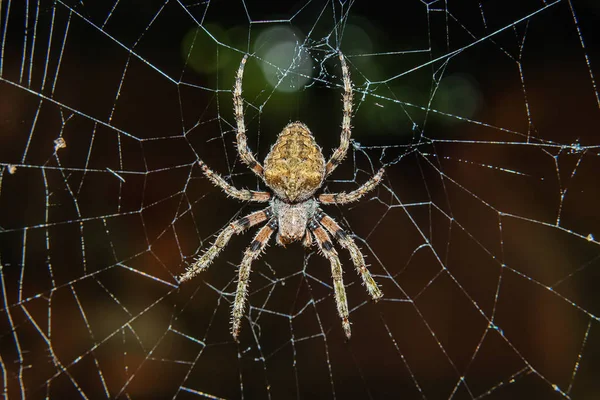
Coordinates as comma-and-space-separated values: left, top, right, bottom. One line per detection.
263, 122, 325, 203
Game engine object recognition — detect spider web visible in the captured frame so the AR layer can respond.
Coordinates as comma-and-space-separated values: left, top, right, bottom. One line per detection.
1, 0, 599, 398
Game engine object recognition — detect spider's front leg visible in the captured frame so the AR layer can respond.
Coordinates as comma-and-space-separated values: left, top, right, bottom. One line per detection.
308, 219, 351, 339
325, 52, 354, 177
318, 167, 384, 205
231, 219, 277, 340
233, 55, 265, 178
178, 208, 272, 283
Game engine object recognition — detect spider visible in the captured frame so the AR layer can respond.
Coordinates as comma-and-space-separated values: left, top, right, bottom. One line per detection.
179, 51, 385, 340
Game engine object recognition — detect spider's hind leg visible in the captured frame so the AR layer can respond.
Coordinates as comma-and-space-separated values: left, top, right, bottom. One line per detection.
309, 219, 351, 339
178, 208, 272, 283
316, 211, 383, 301
231, 219, 277, 340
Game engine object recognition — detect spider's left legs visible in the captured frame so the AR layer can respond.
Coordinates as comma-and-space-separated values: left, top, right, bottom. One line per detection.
325, 52, 353, 177
199, 160, 271, 202
309, 219, 351, 338
231, 219, 277, 340
315, 211, 383, 300
233, 55, 265, 178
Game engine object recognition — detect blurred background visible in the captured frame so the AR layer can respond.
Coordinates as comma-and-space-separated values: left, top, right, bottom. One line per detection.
1, 0, 600, 398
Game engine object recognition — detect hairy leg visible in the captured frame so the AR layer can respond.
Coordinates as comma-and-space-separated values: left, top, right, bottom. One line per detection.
178, 208, 272, 282
325, 52, 353, 177
233, 55, 264, 177
302, 231, 313, 247
199, 160, 270, 202
316, 211, 382, 300
308, 219, 351, 338
231, 219, 277, 339
318, 167, 384, 205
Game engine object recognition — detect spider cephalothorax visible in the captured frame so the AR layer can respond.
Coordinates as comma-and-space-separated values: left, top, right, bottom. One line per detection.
179, 52, 385, 340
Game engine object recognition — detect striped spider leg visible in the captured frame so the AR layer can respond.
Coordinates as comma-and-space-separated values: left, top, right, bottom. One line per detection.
308, 209, 384, 339
315, 210, 383, 301
178, 206, 272, 283
179, 208, 275, 340
308, 219, 352, 338
231, 218, 277, 339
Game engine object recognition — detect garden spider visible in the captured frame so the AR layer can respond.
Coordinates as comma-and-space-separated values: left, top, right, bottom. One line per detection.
179, 51, 385, 340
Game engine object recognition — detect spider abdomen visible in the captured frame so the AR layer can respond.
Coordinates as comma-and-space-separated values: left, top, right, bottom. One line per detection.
263, 122, 325, 203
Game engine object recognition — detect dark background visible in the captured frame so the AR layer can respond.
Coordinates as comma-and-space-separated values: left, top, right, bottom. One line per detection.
1, 0, 600, 398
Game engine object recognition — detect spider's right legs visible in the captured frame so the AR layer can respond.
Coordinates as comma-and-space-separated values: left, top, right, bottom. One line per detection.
199, 160, 271, 202
233, 55, 265, 178
178, 208, 272, 283
315, 211, 383, 301
231, 219, 277, 340
318, 167, 384, 205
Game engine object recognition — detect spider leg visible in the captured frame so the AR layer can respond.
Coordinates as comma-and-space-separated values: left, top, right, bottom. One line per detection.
233, 55, 265, 178
308, 219, 351, 339
302, 231, 313, 247
319, 168, 385, 204
178, 208, 272, 283
315, 211, 383, 300
318, 167, 384, 205
325, 52, 353, 177
199, 160, 271, 202
231, 218, 277, 340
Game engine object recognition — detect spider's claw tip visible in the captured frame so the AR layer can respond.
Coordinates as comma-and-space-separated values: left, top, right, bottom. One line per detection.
231, 319, 242, 340
342, 319, 351, 339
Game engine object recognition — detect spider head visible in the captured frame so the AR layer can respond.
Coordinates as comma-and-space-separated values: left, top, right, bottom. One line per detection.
263, 122, 325, 203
